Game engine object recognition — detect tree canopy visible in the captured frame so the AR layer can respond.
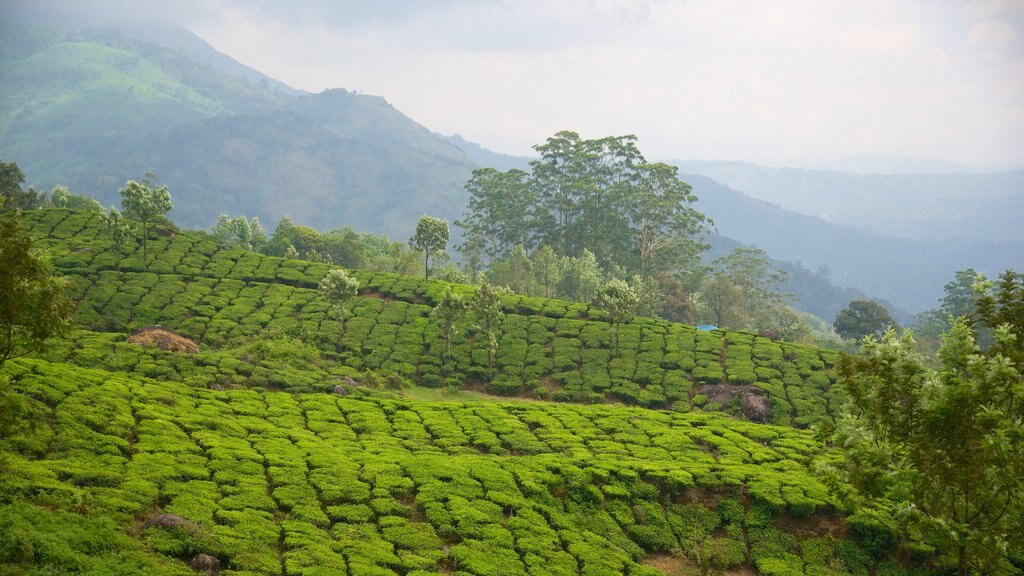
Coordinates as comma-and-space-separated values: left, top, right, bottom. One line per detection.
119, 175, 172, 268
833, 300, 897, 340
410, 215, 449, 280
318, 268, 359, 342
0, 211, 74, 368
832, 320, 1023, 576
457, 131, 709, 278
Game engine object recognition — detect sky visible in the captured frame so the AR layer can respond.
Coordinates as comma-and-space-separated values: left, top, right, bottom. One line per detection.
8, 0, 1024, 168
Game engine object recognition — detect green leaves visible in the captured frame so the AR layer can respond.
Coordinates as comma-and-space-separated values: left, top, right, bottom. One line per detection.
0, 211, 74, 371
834, 319, 1024, 575
409, 216, 449, 280
119, 176, 172, 268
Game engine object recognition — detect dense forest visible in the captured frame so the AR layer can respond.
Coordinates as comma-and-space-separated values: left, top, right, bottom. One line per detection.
1, 161, 1022, 576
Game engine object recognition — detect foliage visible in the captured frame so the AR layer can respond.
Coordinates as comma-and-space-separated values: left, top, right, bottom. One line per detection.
1, 355, 859, 576
975, 270, 1024, 368
119, 175, 172, 269
833, 300, 897, 341
0, 212, 73, 369
100, 206, 134, 278
0, 161, 47, 211
318, 268, 360, 341
431, 288, 466, 369
594, 279, 639, 356
19, 208, 846, 422
49, 185, 103, 213
830, 322, 1024, 576
698, 247, 793, 335
470, 279, 504, 378
457, 132, 710, 281
409, 216, 449, 280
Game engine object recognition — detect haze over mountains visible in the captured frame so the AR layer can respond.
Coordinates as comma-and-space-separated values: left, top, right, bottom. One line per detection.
1, 18, 1021, 316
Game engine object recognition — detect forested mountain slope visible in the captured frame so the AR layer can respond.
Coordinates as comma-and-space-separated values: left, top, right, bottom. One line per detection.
0, 23, 475, 236
687, 173, 1022, 313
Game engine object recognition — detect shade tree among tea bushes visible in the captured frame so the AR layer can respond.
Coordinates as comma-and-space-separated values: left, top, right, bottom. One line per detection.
318, 268, 360, 342
457, 132, 710, 293
100, 206, 134, 279
432, 288, 467, 369
119, 175, 172, 269
410, 215, 449, 280
470, 279, 504, 378
594, 279, 639, 357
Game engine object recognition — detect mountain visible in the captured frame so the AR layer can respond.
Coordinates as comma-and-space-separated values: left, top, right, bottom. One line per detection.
6, 19, 1004, 316
443, 133, 532, 171
675, 160, 1024, 243
815, 154, 979, 175
0, 22, 476, 237
687, 173, 1022, 313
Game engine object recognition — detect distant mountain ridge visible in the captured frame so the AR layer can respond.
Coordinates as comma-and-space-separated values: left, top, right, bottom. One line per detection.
0, 21, 477, 238
3, 18, 1016, 316
675, 159, 1024, 243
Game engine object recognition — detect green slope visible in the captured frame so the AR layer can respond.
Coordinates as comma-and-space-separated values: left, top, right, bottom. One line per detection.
0, 208, 942, 575
25, 209, 842, 428
0, 23, 475, 235
2, 357, 845, 576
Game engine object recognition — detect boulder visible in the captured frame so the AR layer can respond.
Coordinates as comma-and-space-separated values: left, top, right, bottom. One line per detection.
189, 553, 220, 575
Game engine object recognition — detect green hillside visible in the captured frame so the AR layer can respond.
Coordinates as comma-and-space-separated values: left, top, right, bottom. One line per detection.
0, 24, 474, 235
0, 207, 958, 575
24, 209, 842, 427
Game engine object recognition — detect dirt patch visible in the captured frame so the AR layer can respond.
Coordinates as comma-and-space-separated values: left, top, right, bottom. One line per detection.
645, 553, 693, 575
774, 510, 847, 539
645, 554, 758, 576
694, 384, 772, 423
128, 326, 200, 354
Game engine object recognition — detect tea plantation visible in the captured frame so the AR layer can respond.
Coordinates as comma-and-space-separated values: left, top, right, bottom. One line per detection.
23, 209, 842, 428
0, 209, 932, 575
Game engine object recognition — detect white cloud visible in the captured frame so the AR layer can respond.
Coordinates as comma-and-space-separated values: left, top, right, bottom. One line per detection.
12, 0, 1020, 166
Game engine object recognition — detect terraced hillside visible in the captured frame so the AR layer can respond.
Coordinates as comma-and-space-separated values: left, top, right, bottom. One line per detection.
0, 208, 940, 575
2, 357, 856, 576
23, 209, 842, 428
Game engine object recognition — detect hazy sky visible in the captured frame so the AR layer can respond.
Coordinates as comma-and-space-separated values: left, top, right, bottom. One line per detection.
10, 0, 1024, 167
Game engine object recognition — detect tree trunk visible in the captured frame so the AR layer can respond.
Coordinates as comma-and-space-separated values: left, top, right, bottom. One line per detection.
141, 222, 148, 269
958, 545, 968, 576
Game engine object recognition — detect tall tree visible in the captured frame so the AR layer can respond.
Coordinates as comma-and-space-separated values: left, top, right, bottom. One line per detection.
709, 247, 790, 327
119, 175, 172, 269
318, 269, 360, 344
594, 279, 639, 356
431, 288, 466, 369
101, 206, 134, 280
833, 300, 897, 340
628, 162, 708, 276
410, 215, 449, 280
0, 161, 45, 210
531, 245, 560, 299
975, 269, 1024, 367
459, 167, 536, 260
249, 217, 267, 253
832, 321, 1024, 576
699, 272, 743, 328
470, 279, 505, 379
0, 211, 74, 369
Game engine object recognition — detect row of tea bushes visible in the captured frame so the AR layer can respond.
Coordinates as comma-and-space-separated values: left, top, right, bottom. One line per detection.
2, 358, 919, 576
25, 209, 841, 425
